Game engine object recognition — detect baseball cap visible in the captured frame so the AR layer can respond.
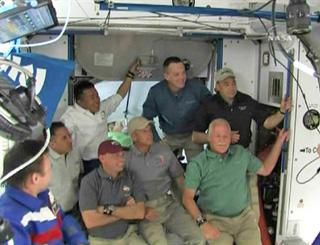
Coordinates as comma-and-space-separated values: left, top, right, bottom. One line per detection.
215, 67, 235, 82
127, 116, 152, 135
98, 140, 127, 156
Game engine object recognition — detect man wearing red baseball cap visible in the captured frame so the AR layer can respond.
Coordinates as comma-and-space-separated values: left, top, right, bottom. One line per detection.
79, 139, 147, 244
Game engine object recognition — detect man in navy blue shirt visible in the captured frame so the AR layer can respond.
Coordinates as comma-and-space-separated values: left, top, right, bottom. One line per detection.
143, 56, 211, 162
192, 67, 291, 148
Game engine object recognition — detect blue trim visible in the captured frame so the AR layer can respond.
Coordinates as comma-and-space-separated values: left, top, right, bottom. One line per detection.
68, 35, 74, 61
215, 39, 223, 70
280, 53, 293, 173
99, 3, 319, 21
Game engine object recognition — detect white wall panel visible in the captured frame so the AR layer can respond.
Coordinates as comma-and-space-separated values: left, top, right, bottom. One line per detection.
276, 41, 320, 245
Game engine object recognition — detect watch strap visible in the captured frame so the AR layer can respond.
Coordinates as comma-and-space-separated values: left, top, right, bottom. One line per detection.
196, 214, 207, 227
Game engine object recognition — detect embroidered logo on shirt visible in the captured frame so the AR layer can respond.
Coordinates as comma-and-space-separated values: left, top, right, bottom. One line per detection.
238, 106, 247, 111
151, 154, 166, 167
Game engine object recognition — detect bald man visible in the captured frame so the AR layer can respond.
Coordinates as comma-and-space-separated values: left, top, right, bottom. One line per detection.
183, 118, 288, 245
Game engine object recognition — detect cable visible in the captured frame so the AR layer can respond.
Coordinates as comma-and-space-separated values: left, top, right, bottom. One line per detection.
271, 0, 293, 63
0, 128, 50, 184
12, 0, 72, 48
296, 155, 320, 184
124, 84, 131, 119
241, 0, 274, 14
259, 15, 320, 136
101, 9, 111, 29
152, 11, 245, 34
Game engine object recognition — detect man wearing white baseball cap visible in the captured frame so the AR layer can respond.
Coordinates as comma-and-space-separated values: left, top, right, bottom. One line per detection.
192, 67, 291, 148
126, 116, 205, 245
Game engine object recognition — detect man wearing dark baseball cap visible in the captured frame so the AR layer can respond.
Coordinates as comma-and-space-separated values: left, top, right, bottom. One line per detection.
78, 139, 147, 244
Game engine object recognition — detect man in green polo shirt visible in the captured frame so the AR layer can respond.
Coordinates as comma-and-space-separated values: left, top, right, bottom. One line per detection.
183, 118, 288, 245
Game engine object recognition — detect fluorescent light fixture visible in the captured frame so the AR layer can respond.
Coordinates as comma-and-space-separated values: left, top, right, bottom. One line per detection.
0, 0, 58, 43
293, 60, 320, 78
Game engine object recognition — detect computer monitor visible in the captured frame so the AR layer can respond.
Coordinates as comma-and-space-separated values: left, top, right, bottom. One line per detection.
0, 0, 58, 43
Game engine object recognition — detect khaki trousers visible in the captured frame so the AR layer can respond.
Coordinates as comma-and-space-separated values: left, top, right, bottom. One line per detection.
140, 194, 205, 245
205, 207, 261, 245
164, 133, 203, 162
89, 225, 147, 245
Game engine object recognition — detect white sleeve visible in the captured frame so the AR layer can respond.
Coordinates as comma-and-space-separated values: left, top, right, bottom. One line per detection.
101, 93, 123, 117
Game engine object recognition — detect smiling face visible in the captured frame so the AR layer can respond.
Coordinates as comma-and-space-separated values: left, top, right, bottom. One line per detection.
208, 119, 232, 154
164, 62, 186, 93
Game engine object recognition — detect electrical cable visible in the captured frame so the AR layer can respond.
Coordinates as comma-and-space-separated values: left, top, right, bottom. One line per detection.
261, 3, 320, 183
124, 84, 131, 120
259, 8, 320, 136
152, 11, 245, 34
12, 0, 72, 48
241, 0, 274, 14
101, 9, 111, 29
296, 155, 320, 184
271, 0, 293, 63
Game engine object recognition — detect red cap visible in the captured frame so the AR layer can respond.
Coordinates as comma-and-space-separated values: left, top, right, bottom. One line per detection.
98, 140, 126, 156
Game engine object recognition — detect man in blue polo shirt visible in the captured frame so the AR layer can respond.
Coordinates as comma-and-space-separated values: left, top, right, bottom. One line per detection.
143, 56, 211, 162
183, 118, 288, 245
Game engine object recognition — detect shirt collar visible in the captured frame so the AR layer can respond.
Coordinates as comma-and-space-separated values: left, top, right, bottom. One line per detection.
130, 144, 155, 156
6, 185, 49, 211
74, 102, 92, 115
97, 166, 124, 181
216, 92, 240, 106
164, 79, 187, 97
48, 147, 64, 160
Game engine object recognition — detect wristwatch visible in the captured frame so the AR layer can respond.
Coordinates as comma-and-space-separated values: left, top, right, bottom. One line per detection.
103, 204, 115, 215
195, 214, 207, 227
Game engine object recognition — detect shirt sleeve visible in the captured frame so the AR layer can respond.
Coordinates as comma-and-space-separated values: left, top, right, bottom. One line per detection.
101, 94, 123, 118
142, 88, 161, 141
184, 159, 202, 190
131, 172, 147, 203
5, 220, 32, 245
79, 175, 99, 211
142, 87, 158, 120
199, 83, 212, 101
193, 99, 211, 132
60, 107, 76, 137
167, 147, 184, 179
246, 150, 263, 174
61, 214, 89, 244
